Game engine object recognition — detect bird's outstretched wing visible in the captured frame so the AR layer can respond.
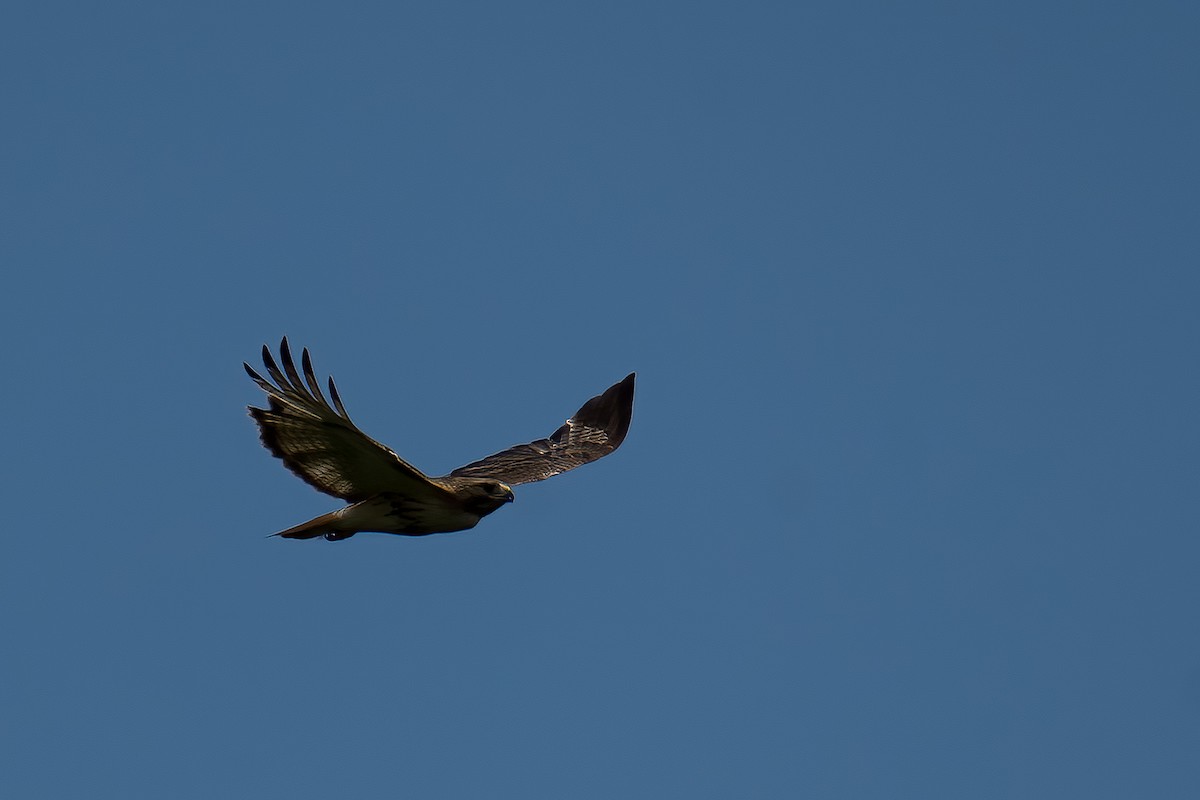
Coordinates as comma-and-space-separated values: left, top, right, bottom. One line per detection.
245, 338, 452, 503
450, 373, 635, 486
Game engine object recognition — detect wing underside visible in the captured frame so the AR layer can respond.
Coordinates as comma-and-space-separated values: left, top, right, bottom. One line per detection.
245, 338, 451, 503
450, 373, 635, 486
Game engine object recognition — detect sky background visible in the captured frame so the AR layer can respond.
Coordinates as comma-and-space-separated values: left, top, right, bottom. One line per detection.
2, 1, 1198, 797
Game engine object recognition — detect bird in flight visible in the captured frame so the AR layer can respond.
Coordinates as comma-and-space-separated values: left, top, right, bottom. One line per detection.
244, 338, 635, 541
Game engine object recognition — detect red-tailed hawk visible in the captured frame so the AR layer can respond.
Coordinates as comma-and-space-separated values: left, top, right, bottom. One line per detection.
244, 339, 635, 541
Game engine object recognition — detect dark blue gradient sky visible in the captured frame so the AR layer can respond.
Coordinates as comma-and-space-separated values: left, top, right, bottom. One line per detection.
2, 2, 1197, 797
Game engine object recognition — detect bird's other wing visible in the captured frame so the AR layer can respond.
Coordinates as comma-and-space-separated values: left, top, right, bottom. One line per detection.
449, 373, 635, 486
245, 338, 453, 503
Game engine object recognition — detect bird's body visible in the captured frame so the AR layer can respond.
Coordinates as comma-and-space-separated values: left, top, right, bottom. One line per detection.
244, 339, 634, 541
269, 487, 497, 540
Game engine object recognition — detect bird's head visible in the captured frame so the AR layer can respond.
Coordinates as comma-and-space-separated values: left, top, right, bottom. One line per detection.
461, 478, 515, 516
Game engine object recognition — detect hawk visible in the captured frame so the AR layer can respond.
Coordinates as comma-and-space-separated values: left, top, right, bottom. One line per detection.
244, 338, 635, 541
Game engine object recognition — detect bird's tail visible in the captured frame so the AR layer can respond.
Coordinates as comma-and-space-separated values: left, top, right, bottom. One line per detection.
269, 509, 353, 540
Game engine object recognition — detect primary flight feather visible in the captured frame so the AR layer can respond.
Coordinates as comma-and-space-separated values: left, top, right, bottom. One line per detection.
245, 338, 635, 541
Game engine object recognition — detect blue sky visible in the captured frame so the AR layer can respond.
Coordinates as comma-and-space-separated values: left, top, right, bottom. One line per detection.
2, 1, 1197, 797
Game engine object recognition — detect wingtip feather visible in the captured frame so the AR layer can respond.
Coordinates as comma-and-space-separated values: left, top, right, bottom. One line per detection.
301, 347, 328, 402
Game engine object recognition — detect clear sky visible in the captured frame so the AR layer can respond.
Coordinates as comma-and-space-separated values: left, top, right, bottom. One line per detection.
2, 1, 1197, 797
